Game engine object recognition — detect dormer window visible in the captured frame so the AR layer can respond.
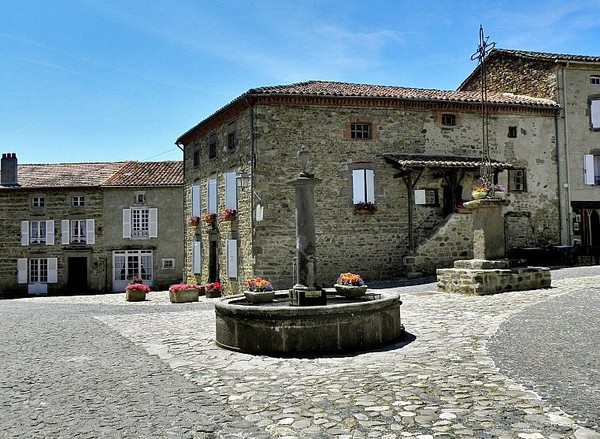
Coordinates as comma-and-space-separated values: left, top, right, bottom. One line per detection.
135, 193, 146, 205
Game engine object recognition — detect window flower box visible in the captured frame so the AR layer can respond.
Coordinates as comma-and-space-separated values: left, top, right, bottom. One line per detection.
353, 202, 377, 215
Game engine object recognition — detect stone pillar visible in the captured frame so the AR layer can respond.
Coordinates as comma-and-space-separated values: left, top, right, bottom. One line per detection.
466, 199, 505, 260
289, 176, 321, 291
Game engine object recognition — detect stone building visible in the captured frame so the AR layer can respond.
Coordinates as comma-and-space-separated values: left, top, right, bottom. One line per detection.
460, 49, 600, 257
176, 80, 560, 295
0, 154, 183, 296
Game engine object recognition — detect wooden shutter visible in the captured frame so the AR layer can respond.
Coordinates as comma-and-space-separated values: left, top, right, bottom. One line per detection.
86, 219, 95, 244
61, 220, 70, 244
591, 100, 600, 128
352, 170, 365, 204
414, 190, 426, 205
122, 209, 131, 238
366, 169, 375, 203
47, 258, 58, 283
226, 239, 238, 278
191, 184, 201, 217
207, 177, 217, 213
45, 220, 54, 246
17, 258, 28, 284
149, 208, 158, 238
21, 221, 29, 246
584, 154, 595, 185
225, 172, 237, 210
192, 241, 202, 274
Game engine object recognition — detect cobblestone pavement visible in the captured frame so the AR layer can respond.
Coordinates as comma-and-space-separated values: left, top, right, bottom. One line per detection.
1, 267, 599, 438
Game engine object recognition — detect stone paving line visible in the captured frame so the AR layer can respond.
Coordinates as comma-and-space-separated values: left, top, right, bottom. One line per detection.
4, 274, 600, 439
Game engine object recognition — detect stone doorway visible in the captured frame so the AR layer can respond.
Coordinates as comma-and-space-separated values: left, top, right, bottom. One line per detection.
67, 257, 87, 292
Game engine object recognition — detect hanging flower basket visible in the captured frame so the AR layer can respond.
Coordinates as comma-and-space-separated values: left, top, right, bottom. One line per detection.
220, 208, 237, 221
203, 212, 217, 225
353, 202, 377, 215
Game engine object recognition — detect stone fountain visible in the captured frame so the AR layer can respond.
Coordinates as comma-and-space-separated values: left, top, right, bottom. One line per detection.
215, 148, 404, 355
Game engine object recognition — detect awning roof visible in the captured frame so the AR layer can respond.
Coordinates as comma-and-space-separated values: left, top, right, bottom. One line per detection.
383, 154, 514, 170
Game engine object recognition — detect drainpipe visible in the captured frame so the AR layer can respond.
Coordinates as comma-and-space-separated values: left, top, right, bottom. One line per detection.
561, 62, 573, 244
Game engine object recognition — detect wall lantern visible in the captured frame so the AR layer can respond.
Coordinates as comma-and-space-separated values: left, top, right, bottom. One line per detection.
236, 172, 251, 189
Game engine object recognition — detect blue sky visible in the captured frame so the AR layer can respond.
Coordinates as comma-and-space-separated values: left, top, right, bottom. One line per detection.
2, 0, 600, 164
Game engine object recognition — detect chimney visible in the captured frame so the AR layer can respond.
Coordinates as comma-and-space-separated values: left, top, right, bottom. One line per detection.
1, 153, 18, 186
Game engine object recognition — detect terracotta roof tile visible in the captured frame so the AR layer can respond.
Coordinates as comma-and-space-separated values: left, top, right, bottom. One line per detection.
247, 80, 558, 107
0, 160, 182, 189
490, 48, 600, 63
3, 162, 128, 188
102, 161, 183, 187
383, 154, 514, 169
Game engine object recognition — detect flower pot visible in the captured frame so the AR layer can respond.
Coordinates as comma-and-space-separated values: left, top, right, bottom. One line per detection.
472, 191, 488, 200
334, 284, 368, 298
205, 287, 222, 298
125, 288, 146, 302
189, 219, 200, 227
244, 290, 274, 304
169, 288, 200, 303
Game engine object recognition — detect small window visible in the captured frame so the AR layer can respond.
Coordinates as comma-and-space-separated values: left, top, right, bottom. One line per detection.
508, 126, 517, 138
135, 193, 146, 205
227, 123, 237, 150
193, 147, 200, 167
591, 76, 600, 85
441, 114, 456, 126
72, 196, 85, 207
508, 169, 527, 192
590, 98, 600, 129
414, 189, 438, 206
161, 258, 175, 270
32, 197, 45, 208
30, 221, 47, 244
351, 123, 371, 139
209, 134, 218, 159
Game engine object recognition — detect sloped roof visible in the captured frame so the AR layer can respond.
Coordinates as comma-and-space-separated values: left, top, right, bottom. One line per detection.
458, 48, 600, 91
102, 161, 183, 187
176, 80, 558, 144
0, 160, 182, 189
485, 48, 600, 64
383, 154, 514, 170
247, 80, 556, 107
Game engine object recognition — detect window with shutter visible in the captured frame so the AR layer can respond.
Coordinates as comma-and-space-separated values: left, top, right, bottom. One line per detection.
352, 169, 375, 204
192, 241, 202, 274
207, 176, 217, 213
226, 239, 238, 278
191, 184, 201, 217
225, 171, 237, 210
590, 99, 600, 129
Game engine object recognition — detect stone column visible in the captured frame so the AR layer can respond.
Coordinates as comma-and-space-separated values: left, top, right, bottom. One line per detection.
289, 176, 321, 291
466, 199, 505, 260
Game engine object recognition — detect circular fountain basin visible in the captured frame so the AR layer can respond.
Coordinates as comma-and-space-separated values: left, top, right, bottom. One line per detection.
215, 291, 403, 356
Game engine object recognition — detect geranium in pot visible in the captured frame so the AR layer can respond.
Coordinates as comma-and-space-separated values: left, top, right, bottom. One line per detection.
220, 208, 236, 221
168, 283, 201, 303
334, 272, 367, 298
125, 282, 151, 302
205, 281, 222, 298
244, 277, 274, 303
472, 185, 489, 200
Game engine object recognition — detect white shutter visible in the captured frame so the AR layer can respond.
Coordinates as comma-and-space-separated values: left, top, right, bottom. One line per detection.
584, 154, 596, 185
366, 169, 375, 203
122, 209, 131, 238
86, 219, 95, 244
192, 241, 202, 274
149, 208, 158, 238
225, 171, 237, 210
591, 100, 600, 128
414, 189, 426, 205
207, 177, 217, 213
21, 221, 29, 246
47, 258, 58, 283
61, 220, 70, 244
17, 258, 28, 284
191, 184, 201, 217
352, 170, 365, 204
226, 239, 238, 278
45, 220, 54, 245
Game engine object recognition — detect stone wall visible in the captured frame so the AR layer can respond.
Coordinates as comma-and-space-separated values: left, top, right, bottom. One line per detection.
404, 211, 473, 276
0, 189, 106, 295
182, 96, 560, 294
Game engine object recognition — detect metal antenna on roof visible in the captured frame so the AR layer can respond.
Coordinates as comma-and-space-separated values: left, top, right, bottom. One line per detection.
470, 25, 496, 195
